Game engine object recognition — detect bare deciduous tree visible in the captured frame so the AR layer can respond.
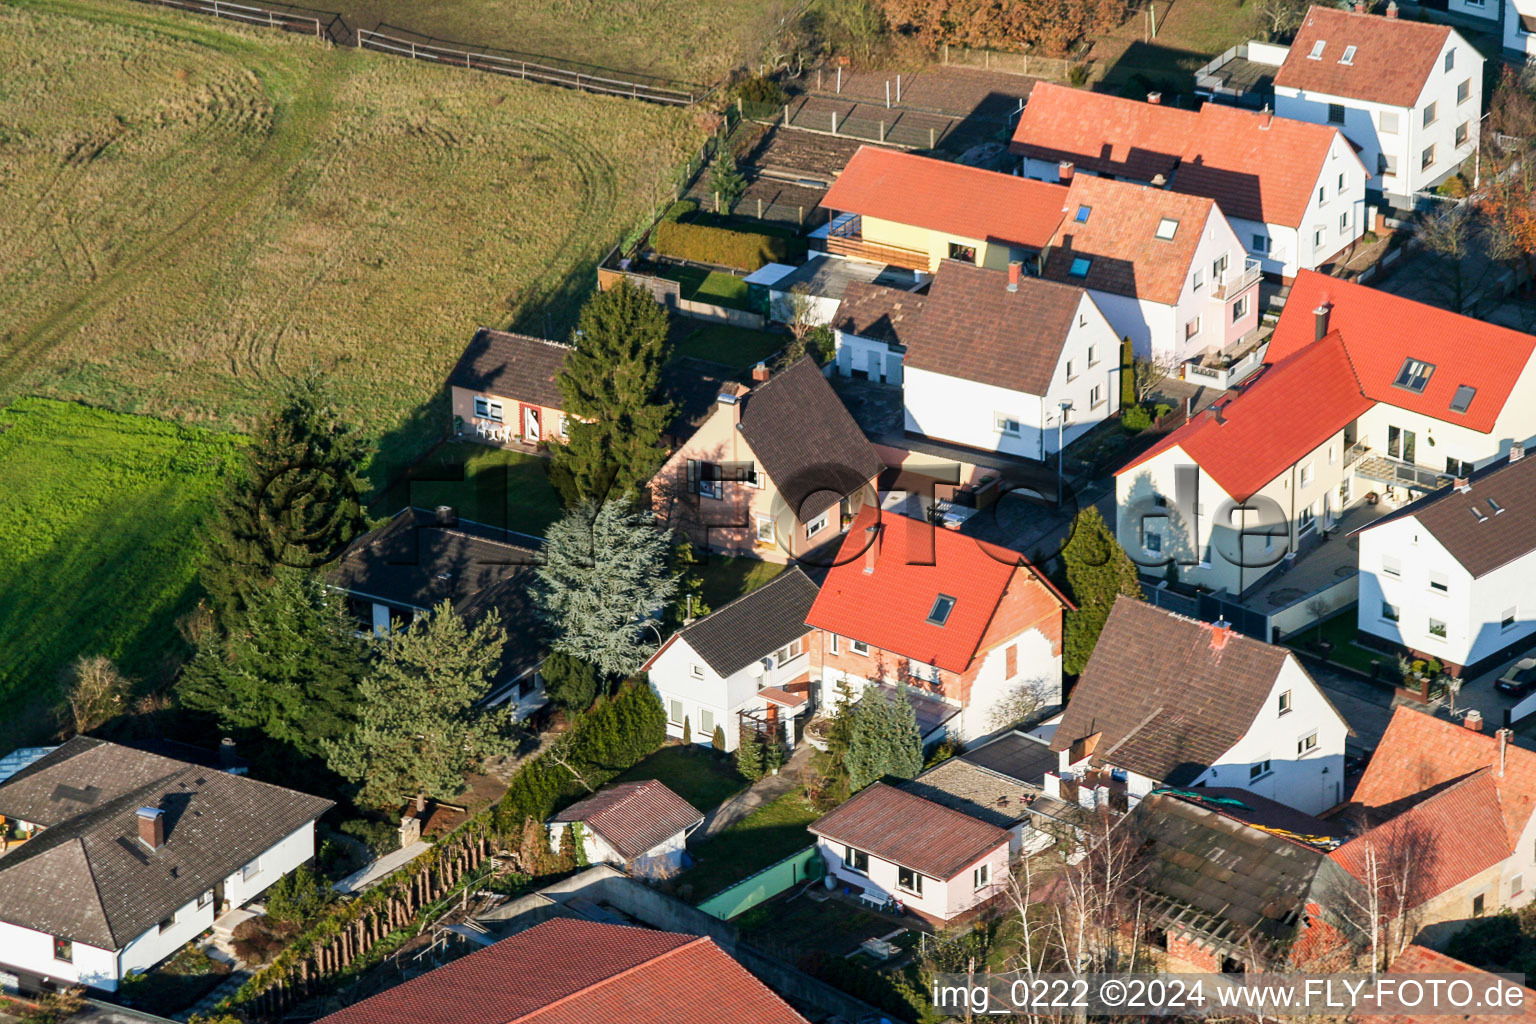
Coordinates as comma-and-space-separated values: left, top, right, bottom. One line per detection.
989, 677, 1049, 731
59, 656, 131, 739
1332, 817, 1430, 970
1132, 354, 1177, 404
1251, 0, 1314, 42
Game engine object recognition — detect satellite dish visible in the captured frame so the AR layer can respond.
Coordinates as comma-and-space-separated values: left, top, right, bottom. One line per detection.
749, 660, 766, 678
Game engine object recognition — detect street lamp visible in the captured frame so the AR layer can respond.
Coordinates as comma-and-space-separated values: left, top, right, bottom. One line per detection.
1057, 400, 1074, 507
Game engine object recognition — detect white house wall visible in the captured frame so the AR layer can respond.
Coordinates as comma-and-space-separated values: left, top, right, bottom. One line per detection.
960, 628, 1062, 743
1174, 209, 1250, 364
815, 838, 1008, 920
1505, 0, 1536, 57
0, 923, 117, 991
117, 893, 219, 983
834, 329, 903, 384
222, 821, 318, 909
648, 635, 810, 752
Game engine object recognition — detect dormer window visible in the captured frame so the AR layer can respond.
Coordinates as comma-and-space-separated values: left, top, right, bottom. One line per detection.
1450, 385, 1476, 413
1075, 205, 1092, 223
1393, 358, 1434, 392
1339, 45, 1356, 64
1156, 218, 1179, 240
1308, 40, 1326, 60
927, 594, 957, 626
1069, 257, 1092, 278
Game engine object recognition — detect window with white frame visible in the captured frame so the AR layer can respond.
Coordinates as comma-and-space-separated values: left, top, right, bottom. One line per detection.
1380, 153, 1398, 176
1339, 210, 1349, 232
1278, 690, 1292, 716
1087, 344, 1098, 366
1185, 317, 1201, 340
1250, 758, 1272, 780
1429, 572, 1449, 593
1339, 45, 1356, 64
1382, 555, 1402, 577
1422, 145, 1436, 171
1514, 874, 1525, 897
1300, 462, 1314, 488
1318, 184, 1327, 205
1144, 528, 1162, 554
754, 513, 775, 544
1232, 295, 1249, 323
774, 639, 803, 667
158, 912, 178, 933
995, 414, 1021, 435
690, 663, 704, 679
1382, 601, 1400, 622
1299, 505, 1316, 533
1156, 218, 1179, 240
1308, 39, 1325, 59
1314, 226, 1325, 249
1504, 607, 1518, 630
1429, 617, 1448, 638
1458, 79, 1472, 104
669, 699, 684, 724
1380, 111, 1399, 134
1424, 102, 1438, 127
1193, 268, 1204, 291
828, 633, 840, 655
844, 846, 870, 873
1445, 49, 1454, 72
700, 709, 715, 736
851, 639, 870, 656
974, 863, 990, 889
805, 513, 828, 538
1065, 359, 1076, 380
473, 396, 504, 421
1090, 384, 1103, 408
198, 891, 214, 910
1252, 234, 1271, 254
1456, 122, 1469, 148
242, 858, 261, 882
1297, 731, 1319, 756
898, 865, 925, 895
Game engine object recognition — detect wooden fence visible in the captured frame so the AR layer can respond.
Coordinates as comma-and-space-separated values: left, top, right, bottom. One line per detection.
356, 28, 702, 105
130, 0, 345, 40
941, 43, 1082, 80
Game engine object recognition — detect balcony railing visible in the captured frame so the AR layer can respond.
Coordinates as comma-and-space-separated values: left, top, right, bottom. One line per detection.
824, 234, 932, 271
1213, 257, 1263, 299
1355, 455, 1452, 493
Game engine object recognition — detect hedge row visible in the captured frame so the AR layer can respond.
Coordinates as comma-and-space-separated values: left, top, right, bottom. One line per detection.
652, 220, 793, 272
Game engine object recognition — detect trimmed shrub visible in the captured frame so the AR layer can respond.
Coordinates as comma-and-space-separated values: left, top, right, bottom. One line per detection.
264, 865, 333, 926
1122, 404, 1153, 432
339, 816, 399, 857
661, 199, 697, 223
652, 221, 792, 272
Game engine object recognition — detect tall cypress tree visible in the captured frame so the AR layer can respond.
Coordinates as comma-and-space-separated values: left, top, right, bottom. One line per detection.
200, 374, 369, 629
548, 281, 674, 505
1061, 505, 1143, 674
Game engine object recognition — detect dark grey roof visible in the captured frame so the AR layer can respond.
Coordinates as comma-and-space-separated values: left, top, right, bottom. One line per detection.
446, 329, 569, 409
1357, 452, 1536, 578
872, 683, 960, 739
328, 508, 545, 683
1053, 597, 1298, 785
661, 358, 732, 440
958, 730, 1058, 788
1135, 791, 1367, 962
903, 757, 1031, 828
667, 567, 818, 677
1150, 786, 1348, 846
738, 358, 883, 520
0, 738, 332, 949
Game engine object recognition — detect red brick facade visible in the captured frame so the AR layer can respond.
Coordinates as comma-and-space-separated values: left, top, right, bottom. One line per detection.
1166, 933, 1223, 972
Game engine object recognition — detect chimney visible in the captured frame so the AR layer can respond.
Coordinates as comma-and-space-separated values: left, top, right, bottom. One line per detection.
1353, 0, 1365, 11
1147, 91, 1162, 105
219, 737, 237, 770
137, 807, 165, 851
1499, 727, 1511, 776
434, 505, 457, 527
863, 522, 881, 574
752, 361, 770, 384
1313, 303, 1331, 342
1008, 260, 1022, 292
1455, 476, 1471, 492
1210, 619, 1232, 651
1210, 401, 1228, 425
1465, 708, 1484, 732
1259, 104, 1274, 129
1386, 0, 1398, 16
1512, 441, 1526, 463
1186, 394, 1197, 418
716, 382, 747, 425
1058, 160, 1075, 184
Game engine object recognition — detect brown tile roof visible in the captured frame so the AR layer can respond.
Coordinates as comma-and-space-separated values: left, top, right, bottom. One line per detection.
1360, 451, 1536, 578
1275, 6, 1452, 108
820, 146, 1069, 251
833, 281, 927, 346
552, 781, 703, 861
1039, 175, 1216, 305
758, 686, 808, 707
447, 329, 570, 410
903, 757, 1032, 828
1331, 768, 1510, 910
314, 918, 807, 1024
1350, 706, 1536, 850
644, 567, 818, 677
809, 781, 1010, 880
902, 260, 1088, 395
738, 357, 884, 520
1362, 945, 1536, 1024
0, 738, 332, 949
1011, 84, 1356, 227
1053, 598, 1326, 785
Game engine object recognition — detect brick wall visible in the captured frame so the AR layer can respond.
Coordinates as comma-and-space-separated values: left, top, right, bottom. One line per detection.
1166, 932, 1223, 973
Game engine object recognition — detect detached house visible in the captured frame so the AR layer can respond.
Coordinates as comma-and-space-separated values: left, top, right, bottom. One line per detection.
549, 781, 704, 880
810, 782, 1010, 924
818, 145, 1067, 273
1050, 597, 1351, 815
643, 567, 819, 752
806, 506, 1072, 743
830, 279, 926, 385
1116, 271, 1536, 599
0, 738, 331, 994
1037, 173, 1259, 365
1333, 707, 1536, 946
447, 329, 572, 447
900, 260, 1122, 460
1273, 5, 1482, 205
1012, 83, 1368, 279
650, 358, 883, 562
328, 507, 547, 717
1356, 447, 1536, 674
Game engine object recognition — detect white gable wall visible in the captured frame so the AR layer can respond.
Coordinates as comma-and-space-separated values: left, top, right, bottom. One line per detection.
960, 627, 1062, 744
648, 634, 810, 752
0, 923, 117, 991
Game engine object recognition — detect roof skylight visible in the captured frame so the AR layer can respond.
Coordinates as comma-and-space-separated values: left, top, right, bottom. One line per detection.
927, 594, 957, 626
1393, 358, 1435, 393
1450, 384, 1476, 413
1156, 217, 1179, 240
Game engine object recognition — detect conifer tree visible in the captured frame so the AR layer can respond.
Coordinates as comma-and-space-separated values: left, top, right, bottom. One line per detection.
709, 151, 747, 209
1061, 505, 1143, 674
682, 715, 692, 745
541, 651, 602, 712
200, 374, 368, 629
547, 281, 673, 505
712, 724, 727, 756
736, 729, 764, 780
844, 683, 922, 792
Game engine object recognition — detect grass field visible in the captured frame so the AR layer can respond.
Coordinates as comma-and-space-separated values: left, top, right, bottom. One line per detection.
371, 442, 564, 537
1091, 0, 1259, 98
671, 323, 785, 371
609, 745, 748, 811
0, 399, 244, 750
327, 0, 777, 83
677, 787, 819, 902
0, 0, 703, 470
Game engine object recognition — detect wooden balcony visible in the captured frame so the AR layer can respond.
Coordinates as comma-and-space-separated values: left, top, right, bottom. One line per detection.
824, 234, 931, 271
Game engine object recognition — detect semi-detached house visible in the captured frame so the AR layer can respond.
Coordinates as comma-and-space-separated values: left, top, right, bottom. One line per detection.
1011, 82, 1368, 279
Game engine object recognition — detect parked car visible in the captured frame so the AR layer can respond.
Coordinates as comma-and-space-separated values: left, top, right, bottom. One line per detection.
1496, 658, 1536, 697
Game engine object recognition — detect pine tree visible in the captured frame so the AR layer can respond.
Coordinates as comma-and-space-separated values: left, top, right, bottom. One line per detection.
541, 651, 602, 712
1061, 505, 1143, 674
888, 682, 924, 780
845, 685, 922, 791
762, 734, 785, 775
324, 602, 516, 809
712, 724, 727, 756
547, 281, 674, 505
736, 729, 764, 781
709, 151, 747, 209
177, 567, 365, 761
200, 374, 368, 629
534, 499, 679, 676
665, 535, 711, 630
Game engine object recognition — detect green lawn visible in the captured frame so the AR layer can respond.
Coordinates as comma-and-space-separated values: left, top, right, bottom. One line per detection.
609, 745, 748, 812
1287, 612, 1390, 679
659, 265, 755, 312
735, 893, 900, 958
1090, 0, 1263, 98
676, 788, 820, 902
695, 555, 787, 611
0, 399, 245, 749
670, 323, 785, 372
371, 442, 564, 538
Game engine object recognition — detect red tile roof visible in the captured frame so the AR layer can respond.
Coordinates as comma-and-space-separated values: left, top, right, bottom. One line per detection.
820, 146, 1068, 251
1039, 175, 1219, 305
1351, 706, 1536, 850
1361, 945, 1536, 1024
809, 781, 1010, 879
1276, 6, 1453, 108
1268, 271, 1536, 435
315, 919, 806, 1024
552, 780, 703, 861
1011, 84, 1356, 226
805, 507, 1071, 674
758, 686, 807, 707
1330, 768, 1510, 909
1118, 333, 1372, 500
